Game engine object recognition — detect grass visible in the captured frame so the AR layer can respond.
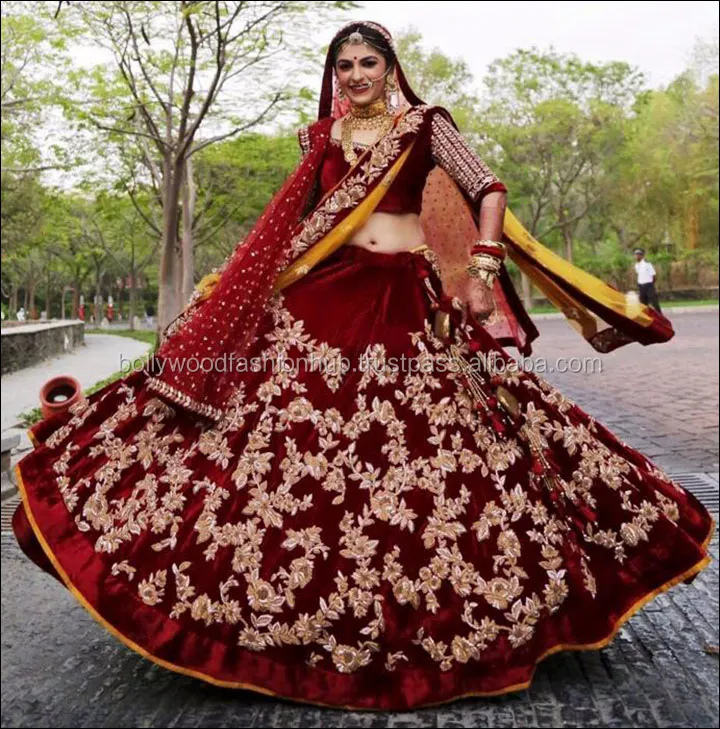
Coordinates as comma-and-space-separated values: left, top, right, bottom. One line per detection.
529, 304, 558, 314
84, 328, 158, 345
660, 298, 718, 308
17, 328, 156, 429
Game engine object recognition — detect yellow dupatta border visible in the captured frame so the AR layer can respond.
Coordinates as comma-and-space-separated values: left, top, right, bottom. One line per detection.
273, 141, 416, 292
503, 209, 654, 329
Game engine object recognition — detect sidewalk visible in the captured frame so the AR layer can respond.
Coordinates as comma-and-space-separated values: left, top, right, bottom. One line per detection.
1, 333, 150, 432
1, 334, 151, 502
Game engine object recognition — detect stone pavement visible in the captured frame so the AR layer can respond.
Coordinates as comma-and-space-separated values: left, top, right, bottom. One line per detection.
529, 310, 719, 475
1, 312, 717, 728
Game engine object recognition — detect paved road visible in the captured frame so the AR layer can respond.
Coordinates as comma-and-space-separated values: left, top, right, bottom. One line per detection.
530, 310, 719, 475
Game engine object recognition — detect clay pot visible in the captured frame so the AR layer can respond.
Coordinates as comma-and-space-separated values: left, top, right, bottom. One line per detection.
39, 376, 84, 420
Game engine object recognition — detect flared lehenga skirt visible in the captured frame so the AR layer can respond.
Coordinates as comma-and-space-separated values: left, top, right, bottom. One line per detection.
13, 245, 714, 710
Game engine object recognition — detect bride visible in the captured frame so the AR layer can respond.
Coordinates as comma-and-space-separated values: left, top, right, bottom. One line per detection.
13, 20, 713, 710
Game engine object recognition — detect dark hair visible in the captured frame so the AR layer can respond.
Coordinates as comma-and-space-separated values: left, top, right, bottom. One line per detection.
330, 24, 396, 70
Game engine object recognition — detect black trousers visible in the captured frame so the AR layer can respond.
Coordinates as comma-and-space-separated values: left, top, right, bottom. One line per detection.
638, 282, 662, 313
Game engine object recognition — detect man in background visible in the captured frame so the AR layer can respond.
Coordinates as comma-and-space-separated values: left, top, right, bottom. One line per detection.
634, 248, 662, 313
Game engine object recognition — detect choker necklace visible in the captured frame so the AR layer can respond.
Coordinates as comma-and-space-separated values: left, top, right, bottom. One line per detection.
341, 99, 394, 165
349, 98, 388, 119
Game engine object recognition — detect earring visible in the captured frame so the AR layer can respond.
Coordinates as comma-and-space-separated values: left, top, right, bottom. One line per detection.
338, 87, 346, 101
385, 75, 397, 108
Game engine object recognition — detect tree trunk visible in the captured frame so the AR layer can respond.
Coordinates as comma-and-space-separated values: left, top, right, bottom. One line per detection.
95, 268, 103, 324
9, 287, 18, 319
175, 240, 184, 311
686, 184, 698, 250
117, 283, 125, 321
157, 157, 184, 334
45, 279, 51, 319
28, 279, 37, 319
72, 283, 80, 319
562, 227, 573, 262
129, 274, 137, 331
521, 272, 533, 311
181, 156, 197, 307
128, 234, 136, 331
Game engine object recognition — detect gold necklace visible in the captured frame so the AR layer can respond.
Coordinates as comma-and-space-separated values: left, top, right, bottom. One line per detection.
350, 98, 388, 118
341, 99, 394, 165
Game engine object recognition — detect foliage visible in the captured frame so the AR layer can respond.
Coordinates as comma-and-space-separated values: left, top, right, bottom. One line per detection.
1, 8, 718, 324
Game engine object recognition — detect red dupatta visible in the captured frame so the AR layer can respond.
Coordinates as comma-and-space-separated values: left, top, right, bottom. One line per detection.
150, 107, 427, 420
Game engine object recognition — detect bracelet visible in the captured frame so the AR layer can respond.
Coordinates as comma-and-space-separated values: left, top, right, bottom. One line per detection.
470, 239, 505, 259
466, 253, 502, 276
476, 269, 498, 289
466, 253, 502, 289
470, 268, 498, 289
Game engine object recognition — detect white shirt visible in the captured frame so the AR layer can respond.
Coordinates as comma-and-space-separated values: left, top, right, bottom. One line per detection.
635, 260, 656, 285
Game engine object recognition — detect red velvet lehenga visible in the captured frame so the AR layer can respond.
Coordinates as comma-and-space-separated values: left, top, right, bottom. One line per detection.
12, 22, 714, 711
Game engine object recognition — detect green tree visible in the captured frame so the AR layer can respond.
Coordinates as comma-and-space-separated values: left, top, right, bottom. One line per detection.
1, 1, 74, 174
393, 28, 480, 132
62, 0, 351, 332
192, 130, 300, 266
478, 49, 644, 305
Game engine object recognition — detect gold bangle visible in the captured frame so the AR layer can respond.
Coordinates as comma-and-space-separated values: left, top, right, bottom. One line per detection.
469, 252, 503, 266
477, 269, 497, 288
466, 254, 502, 279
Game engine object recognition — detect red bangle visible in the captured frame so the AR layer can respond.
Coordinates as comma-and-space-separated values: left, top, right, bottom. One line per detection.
470, 245, 505, 259
470, 239, 505, 257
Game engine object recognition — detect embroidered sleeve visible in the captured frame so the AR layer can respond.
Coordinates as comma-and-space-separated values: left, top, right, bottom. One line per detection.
298, 126, 311, 157
430, 112, 506, 202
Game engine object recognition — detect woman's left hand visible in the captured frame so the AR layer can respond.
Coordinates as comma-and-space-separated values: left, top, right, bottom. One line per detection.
467, 279, 495, 323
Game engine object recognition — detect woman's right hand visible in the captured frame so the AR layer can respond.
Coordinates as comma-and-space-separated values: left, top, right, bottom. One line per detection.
466, 278, 495, 323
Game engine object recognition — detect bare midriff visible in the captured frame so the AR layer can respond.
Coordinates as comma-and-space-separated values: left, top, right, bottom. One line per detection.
346, 211, 426, 253
330, 115, 425, 254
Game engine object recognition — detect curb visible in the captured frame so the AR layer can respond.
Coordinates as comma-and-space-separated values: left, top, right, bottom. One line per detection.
1, 471, 17, 502
1, 429, 33, 502
530, 305, 719, 321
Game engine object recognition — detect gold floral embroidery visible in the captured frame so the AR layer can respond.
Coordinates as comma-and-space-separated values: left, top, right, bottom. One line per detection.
138, 569, 167, 606
111, 560, 136, 581
430, 111, 503, 202
45, 399, 98, 450
40, 286, 702, 679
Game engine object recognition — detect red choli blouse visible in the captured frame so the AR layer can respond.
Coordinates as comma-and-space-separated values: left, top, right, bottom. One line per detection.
304, 106, 506, 215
